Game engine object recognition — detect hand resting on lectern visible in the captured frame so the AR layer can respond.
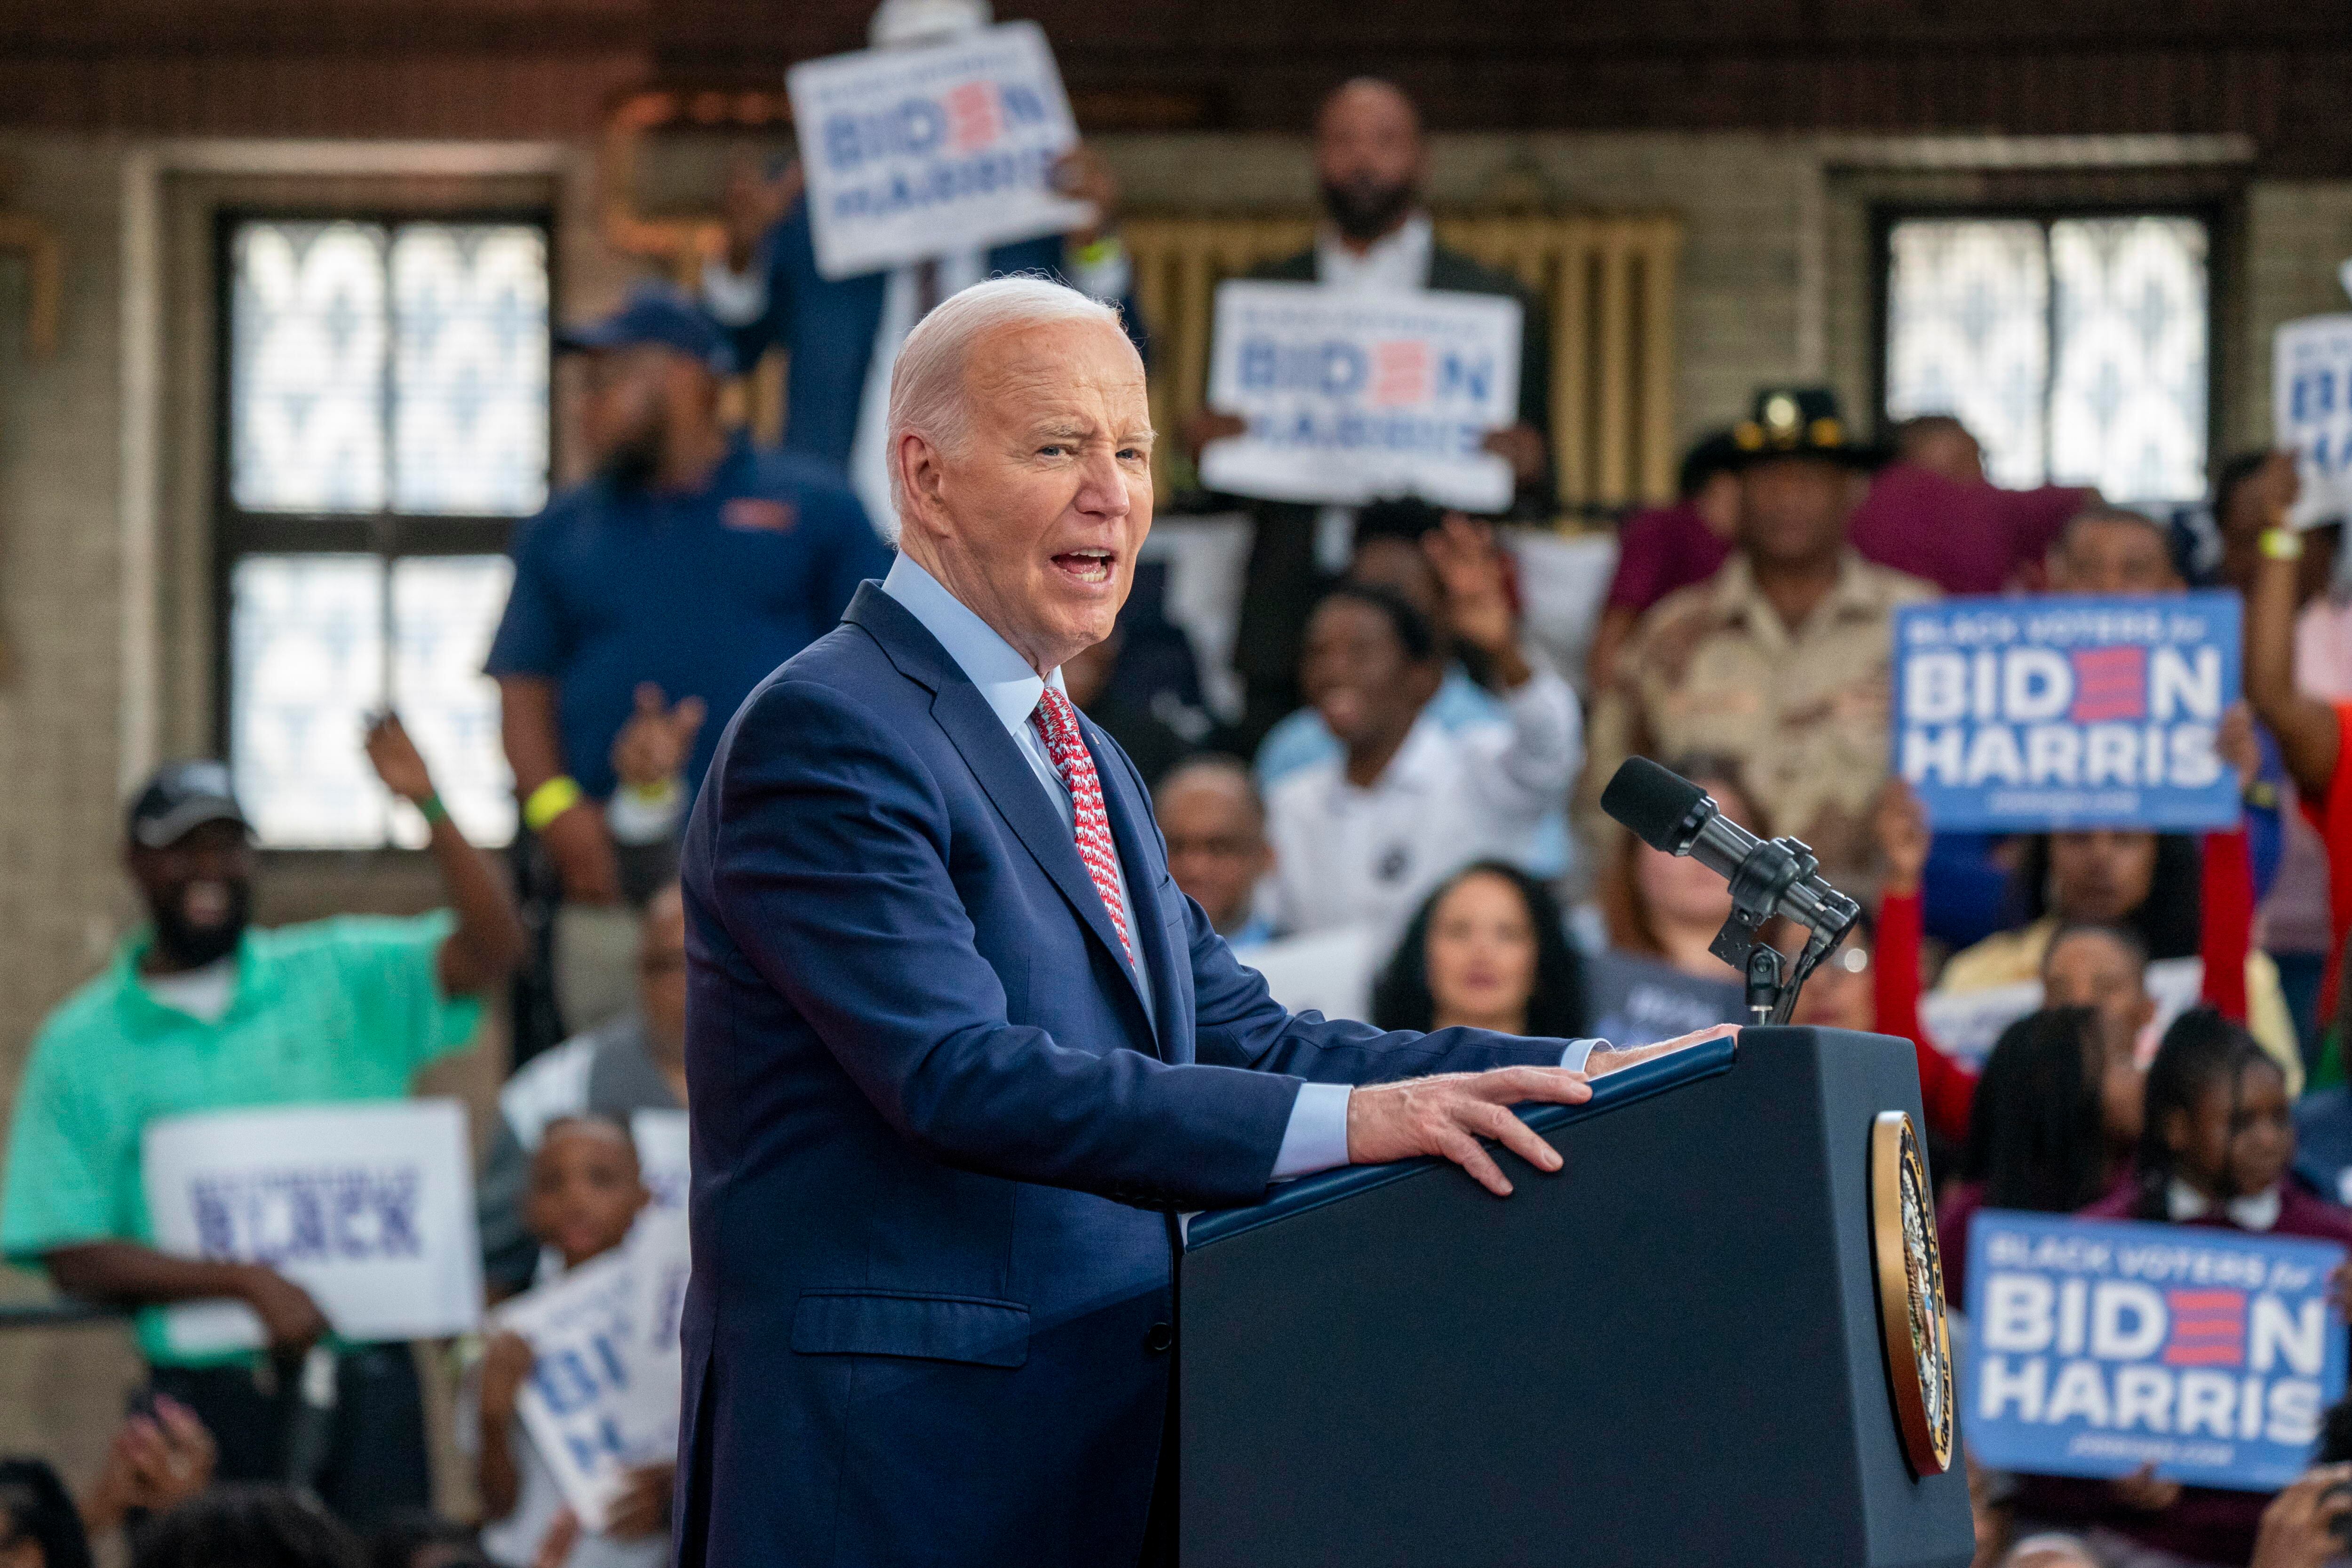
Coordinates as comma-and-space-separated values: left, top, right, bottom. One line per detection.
1344, 1023, 1740, 1196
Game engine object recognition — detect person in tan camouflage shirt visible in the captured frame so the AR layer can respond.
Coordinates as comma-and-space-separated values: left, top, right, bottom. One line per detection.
1581, 389, 1937, 884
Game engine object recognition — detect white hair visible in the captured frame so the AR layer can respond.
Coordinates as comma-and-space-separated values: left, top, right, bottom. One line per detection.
881, 275, 1129, 541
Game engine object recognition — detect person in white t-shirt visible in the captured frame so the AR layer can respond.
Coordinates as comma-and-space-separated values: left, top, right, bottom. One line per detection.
1264, 517, 1580, 939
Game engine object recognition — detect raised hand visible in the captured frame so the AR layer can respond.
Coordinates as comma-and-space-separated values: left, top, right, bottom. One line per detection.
1051, 145, 1121, 246
611, 683, 708, 790
719, 153, 802, 271
363, 711, 436, 804
1873, 777, 1931, 896
1423, 515, 1529, 685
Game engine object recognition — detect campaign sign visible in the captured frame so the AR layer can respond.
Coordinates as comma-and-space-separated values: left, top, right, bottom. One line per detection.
494, 1244, 681, 1531
1966, 1211, 2345, 1491
1198, 280, 1523, 512
1891, 593, 2240, 832
787, 22, 1090, 280
143, 1100, 483, 1356
2274, 314, 2352, 527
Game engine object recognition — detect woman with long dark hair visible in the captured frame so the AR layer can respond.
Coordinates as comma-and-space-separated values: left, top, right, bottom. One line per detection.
1934, 1006, 2139, 1307
1370, 861, 1588, 1040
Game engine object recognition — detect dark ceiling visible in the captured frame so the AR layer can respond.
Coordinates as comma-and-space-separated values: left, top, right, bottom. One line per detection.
0, 0, 2347, 172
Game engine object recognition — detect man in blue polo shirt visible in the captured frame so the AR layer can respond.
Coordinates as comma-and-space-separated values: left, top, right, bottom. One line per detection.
487, 288, 890, 1029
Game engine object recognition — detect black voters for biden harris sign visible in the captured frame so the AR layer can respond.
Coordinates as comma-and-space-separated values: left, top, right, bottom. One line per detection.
1891, 592, 2241, 833
1965, 1211, 2346, 1491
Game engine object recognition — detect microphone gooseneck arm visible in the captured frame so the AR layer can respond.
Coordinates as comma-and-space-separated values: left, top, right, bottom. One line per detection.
1615, 764, 1864, 1026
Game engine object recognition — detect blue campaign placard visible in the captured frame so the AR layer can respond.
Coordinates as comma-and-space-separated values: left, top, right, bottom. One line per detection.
1965, 1210, 2347, 1491
1891, 591, 2242, 832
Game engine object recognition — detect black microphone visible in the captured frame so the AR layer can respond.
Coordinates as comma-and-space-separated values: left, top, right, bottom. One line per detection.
1600, 757, 1862, 1017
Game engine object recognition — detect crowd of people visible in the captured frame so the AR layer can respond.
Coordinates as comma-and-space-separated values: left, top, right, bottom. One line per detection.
3, 6, 2352, 1562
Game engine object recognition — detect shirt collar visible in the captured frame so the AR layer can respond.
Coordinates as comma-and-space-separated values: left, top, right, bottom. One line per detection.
111, 927, 262, 1027
2166, 1178, 2283, 1232
1707, 550, 1878, 628
880, 552, 1066, 741
1315, 212, 1434, 293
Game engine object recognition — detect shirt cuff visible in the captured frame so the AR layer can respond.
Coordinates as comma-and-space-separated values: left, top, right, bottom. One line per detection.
700, 257, 769, 327
1270, 1081, 1351, 1180
1561, 1038, 1600, 1072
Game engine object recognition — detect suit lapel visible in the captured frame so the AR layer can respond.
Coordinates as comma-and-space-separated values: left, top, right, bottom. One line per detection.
845, 588, 1156, 1033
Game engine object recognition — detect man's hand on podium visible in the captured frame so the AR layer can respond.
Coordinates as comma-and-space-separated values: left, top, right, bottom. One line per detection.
1345, 1025, 1742, 1196
1586, 1023, 1741, 1078
1346, 1067, 1589, 1197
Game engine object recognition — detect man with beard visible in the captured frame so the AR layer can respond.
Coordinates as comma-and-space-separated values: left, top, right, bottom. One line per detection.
1189, 77, 1553, 750
0, 722, 524, 1528
487, 290, 888, 1031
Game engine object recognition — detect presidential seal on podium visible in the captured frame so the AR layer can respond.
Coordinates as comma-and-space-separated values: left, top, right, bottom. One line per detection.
1869, 1109, 1954, 1476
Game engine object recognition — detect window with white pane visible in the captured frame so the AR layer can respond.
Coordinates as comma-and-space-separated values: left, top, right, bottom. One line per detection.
223, 216, 549, 848
1882, 214, 2211, 505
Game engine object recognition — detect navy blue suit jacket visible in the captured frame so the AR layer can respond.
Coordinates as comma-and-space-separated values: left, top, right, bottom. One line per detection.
674, 583, 1568, 1567
719, 200, 1148, 474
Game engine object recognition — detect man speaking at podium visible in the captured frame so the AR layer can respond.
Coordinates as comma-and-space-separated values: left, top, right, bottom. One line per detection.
674, 276, 1728, 1568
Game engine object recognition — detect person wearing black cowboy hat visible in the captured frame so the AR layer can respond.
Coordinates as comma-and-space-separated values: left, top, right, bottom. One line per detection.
1580, 386, 1938, 886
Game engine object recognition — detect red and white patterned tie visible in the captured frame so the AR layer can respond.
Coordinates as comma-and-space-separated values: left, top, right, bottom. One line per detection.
1031, 686, 1134, 963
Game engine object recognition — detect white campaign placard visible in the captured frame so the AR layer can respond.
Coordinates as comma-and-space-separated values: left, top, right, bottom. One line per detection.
494, 1246, 681, 1532
787, 21, 1090, 280
1198, 280, 1523, 511
142, 1100, 483, 1356
495, 1224, 685, 1531
2274, 314, 2352, 526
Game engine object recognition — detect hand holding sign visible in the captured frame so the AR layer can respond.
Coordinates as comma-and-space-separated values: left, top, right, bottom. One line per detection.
787, 22, 1092, 279
2273, 317, 2352, 528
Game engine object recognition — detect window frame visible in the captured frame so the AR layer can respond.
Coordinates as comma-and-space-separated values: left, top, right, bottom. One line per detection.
1867, 199, 2227, 501
210, 205, 557, 851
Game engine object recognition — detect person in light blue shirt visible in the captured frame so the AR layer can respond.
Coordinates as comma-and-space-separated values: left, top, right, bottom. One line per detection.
1255, 496, 1571, 879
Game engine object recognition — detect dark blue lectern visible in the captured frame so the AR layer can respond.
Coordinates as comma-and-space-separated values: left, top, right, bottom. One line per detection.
1178, 1027, 1973, 1568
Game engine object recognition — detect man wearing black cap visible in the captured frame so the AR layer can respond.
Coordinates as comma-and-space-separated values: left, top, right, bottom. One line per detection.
1579, 388, 1938, 884
0, 716, 523, 1527
487, 287, 890, 1032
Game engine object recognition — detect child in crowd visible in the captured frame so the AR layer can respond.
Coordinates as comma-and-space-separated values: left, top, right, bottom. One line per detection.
473, 1116, 669, 1568
2011, 1010, 2352, 1567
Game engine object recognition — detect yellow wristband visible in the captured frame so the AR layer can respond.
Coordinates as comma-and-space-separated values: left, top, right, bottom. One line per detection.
2260, 527, 2306, 561
522, 775, 584, 834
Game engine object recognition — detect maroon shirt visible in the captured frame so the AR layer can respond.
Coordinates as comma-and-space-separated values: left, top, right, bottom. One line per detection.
1606, 466, 2090, 620
1848, 464, 2090, 596
1604, 500, 1731, 613
2011, 1183, 2352, 1565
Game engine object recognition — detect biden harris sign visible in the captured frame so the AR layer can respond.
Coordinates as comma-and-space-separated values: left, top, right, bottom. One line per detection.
1965, 1212, 2345, 1491
1198, 280, 1524, 512
1891, 593, 2240, 833
787, 22, 1091, 281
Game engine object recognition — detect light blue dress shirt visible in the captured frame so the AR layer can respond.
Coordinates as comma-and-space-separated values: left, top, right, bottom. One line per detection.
879, 553, 1592, 1180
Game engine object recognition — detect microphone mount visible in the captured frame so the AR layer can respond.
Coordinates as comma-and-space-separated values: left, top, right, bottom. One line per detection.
1646, 789, 1863, 1027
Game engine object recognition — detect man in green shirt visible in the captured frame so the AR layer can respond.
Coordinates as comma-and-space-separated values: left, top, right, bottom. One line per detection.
0, 716, 524, 1526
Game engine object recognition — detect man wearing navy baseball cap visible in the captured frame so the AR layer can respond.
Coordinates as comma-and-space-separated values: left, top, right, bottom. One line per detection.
487, 285, 891, 1032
